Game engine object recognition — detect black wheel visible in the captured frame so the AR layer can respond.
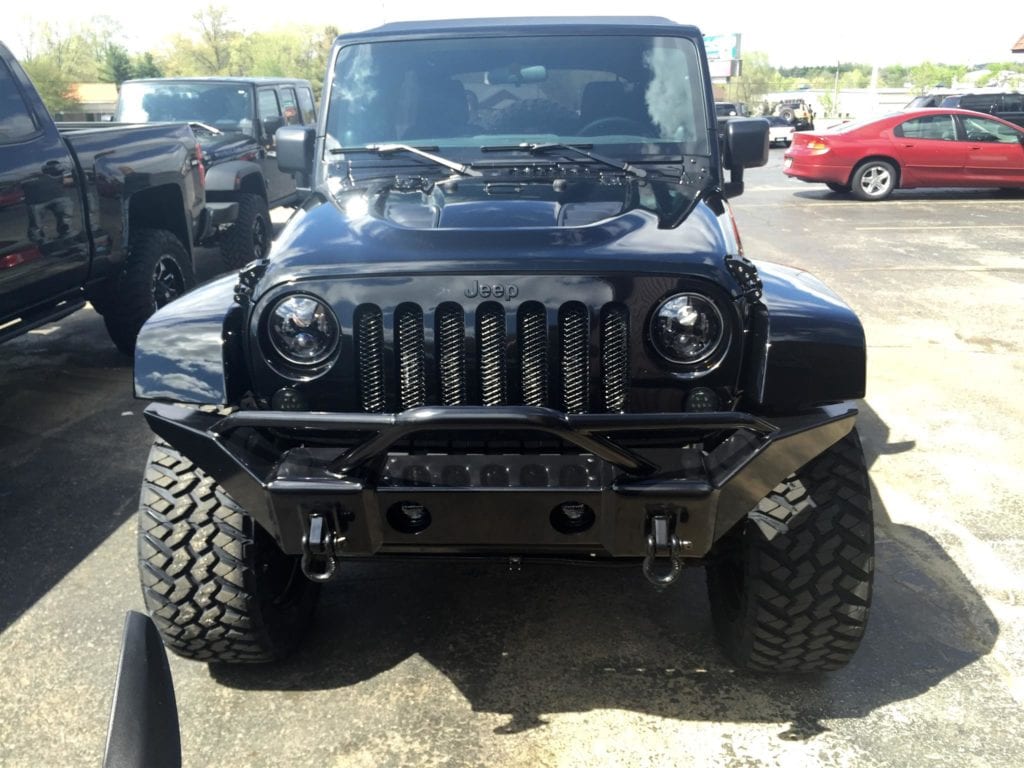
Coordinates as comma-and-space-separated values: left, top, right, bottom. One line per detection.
102, 229, 193, 354
851, 160, 897, 201
220, 193, 271, 271
706, 429, 874, 672
138, 438, 318, 663
826, 182, 852, 194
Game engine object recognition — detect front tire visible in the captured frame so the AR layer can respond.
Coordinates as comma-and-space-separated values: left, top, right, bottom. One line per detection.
706, 429, 874, 672
138, 438, 318, 663
851, 160, 897, 201
102, 229, 193, 354
220, 193, 271, 271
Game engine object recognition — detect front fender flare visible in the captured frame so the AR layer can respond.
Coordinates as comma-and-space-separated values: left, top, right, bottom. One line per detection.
133, 274, 248, 404
204, 160, 266, 199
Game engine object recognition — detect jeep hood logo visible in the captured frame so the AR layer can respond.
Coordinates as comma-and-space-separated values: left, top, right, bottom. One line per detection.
464, 280, 519, 301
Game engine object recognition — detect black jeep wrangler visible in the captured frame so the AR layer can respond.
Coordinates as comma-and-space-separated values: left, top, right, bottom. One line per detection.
132, 18, 873, 673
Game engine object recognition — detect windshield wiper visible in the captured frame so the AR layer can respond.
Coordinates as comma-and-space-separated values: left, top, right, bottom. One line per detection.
330, 144, 480, 177
481, 142, 667, 180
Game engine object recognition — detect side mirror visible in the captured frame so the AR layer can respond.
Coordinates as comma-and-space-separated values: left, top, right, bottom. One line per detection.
260, 115, 285, 145
103, 612, 181, 768
721, 117, 770, 199
276, 125, 316, 188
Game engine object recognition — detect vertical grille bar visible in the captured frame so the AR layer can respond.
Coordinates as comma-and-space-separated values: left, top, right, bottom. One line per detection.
559, 303, 590, 414
437, 304, 466, 405
477, 304, 507, 406
355, 305, 385, 413
601, 305, 629, 413
395, 304, 425, 410
518, 303, 548, 407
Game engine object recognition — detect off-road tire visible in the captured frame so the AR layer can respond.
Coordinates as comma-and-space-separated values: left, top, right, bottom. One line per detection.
138, 438, 318, 663
220, 193, 271, 271
103, 229, 193, 354
706, 429, 874, 672
851, 160, 897, 201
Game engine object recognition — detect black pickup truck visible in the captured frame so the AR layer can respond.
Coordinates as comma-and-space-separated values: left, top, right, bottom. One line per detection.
114, 77, 318, 269
1, 42, 205, 352
133, 18, 873, 673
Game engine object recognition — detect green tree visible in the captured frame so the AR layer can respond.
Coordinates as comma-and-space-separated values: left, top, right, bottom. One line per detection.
131, 52, 163, 79
102, 44, 134, 85
727, 51, 782, 112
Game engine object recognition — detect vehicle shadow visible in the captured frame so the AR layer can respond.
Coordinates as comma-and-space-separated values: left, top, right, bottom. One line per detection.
212, 400, 997, 733
792, 187, 1023, 202
0, 309, 152, 633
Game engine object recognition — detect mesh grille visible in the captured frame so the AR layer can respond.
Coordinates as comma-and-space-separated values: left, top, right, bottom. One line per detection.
350, 300, 629, 413
601, 306, 629, 413
355, 306, 385, 413
518, 304, 548, 407
478, 304, 507, 406
396, 304, 425, 409
437, 304, 466, 406
559, 303, 590, 414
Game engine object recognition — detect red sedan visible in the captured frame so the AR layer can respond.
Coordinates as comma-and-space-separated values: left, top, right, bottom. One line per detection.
782, 108, 1024, 200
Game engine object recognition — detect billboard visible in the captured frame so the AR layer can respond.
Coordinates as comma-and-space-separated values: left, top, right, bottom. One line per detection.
704, 33, 742, 81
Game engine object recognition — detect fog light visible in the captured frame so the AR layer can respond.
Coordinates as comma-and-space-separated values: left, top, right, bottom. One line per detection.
684, 387, 719, 412
387, 501, 432, 534
550, 501, 595, 534
271, 387, 307, 410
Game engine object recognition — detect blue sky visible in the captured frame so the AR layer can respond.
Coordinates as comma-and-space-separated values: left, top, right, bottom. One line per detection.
8, 0, 1023, 67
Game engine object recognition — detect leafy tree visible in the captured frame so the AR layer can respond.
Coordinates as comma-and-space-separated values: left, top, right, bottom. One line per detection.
131, 52, 163, 79
102, 44, 134, 85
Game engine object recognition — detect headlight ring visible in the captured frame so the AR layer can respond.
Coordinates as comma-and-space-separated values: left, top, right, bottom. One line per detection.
266, 293, 340, 366
649, 292, 726, 366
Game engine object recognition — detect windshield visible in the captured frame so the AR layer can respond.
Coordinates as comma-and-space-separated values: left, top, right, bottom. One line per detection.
116, 82, 255, 134
325, 34, 709, 159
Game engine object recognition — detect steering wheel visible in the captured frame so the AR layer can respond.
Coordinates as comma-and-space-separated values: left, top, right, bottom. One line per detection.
578, 117, 648, 137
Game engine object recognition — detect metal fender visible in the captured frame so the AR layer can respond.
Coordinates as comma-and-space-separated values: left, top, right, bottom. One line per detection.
750, 260, 866, 411
203, 159, 265, 197
133, 273, 247, 404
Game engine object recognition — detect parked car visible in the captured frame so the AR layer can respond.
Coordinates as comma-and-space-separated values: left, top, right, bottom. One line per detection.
783, 108, 1024, 200
1, 42, 205, 352
714, 101, 746, 117
939, 92, 1024, 129
765, 115, 795, 147
132, 17, 876, 675
115, 77, 317, 269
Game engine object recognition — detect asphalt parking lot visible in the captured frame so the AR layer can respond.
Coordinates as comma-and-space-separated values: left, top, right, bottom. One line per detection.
1, 150, 1022, 767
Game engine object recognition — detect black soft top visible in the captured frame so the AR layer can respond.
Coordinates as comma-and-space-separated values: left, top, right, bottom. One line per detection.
344, 16, 699, 41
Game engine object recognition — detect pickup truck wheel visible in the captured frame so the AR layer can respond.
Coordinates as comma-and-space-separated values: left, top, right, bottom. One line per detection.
851, 160, 897, 201
103, 229, 194, 354
138, 438, 318, 663
220, 193, 271, 271
705, 429, 874, 672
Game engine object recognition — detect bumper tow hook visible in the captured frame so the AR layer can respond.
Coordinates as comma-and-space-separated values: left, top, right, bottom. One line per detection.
301, 513, 345, 582
642, 513, 687, 587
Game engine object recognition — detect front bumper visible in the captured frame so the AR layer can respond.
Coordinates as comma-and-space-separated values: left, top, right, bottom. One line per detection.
144, 402, 856, 560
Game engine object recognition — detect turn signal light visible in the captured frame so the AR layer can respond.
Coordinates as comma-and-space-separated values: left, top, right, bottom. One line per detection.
806, 138, 829, 152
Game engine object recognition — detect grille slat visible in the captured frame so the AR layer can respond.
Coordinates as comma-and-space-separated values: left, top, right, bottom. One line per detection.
601, 306, 629, 413
437, 304, 466, 405
478, 304, 507, 406
559, 303, 590, 414
356, 306, 385, 413
518, 304, 548, 407
396, 304, 425, 409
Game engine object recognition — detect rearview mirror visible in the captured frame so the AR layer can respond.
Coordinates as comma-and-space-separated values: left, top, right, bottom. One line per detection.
485, 65, 547, 85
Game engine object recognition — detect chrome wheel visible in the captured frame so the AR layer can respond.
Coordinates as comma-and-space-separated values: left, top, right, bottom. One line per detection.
152, 255, 185, 308
852, 160, 896, 201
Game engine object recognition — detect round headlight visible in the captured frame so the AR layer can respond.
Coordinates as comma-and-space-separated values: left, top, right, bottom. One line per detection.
267, 294, 340, 365
650, 293, 724, 365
